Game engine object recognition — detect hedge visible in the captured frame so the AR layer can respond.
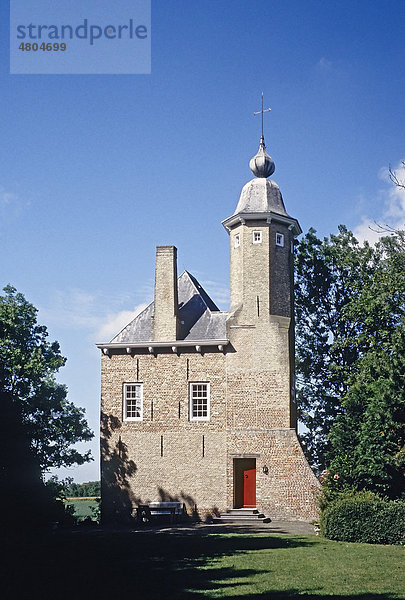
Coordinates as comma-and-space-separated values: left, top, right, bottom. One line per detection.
321, 495, 405, 544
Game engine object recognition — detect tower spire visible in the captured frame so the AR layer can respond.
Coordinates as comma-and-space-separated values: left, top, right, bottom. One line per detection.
253, 91, 271, 142
250, 93, 275, 178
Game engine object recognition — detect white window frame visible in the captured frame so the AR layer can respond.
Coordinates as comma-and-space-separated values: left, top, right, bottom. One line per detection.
123, 382, 143, 421
189, 382, 210, 421
252, 230, 262, 244
234, 233, 240, 248
275, 232, 285, 247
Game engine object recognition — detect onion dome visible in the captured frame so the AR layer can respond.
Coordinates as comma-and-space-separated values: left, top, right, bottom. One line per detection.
249, 135, 275, 178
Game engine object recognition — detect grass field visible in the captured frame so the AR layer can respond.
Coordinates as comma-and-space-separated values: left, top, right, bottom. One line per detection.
3, 530, 404, 599
64, 497, 99, 520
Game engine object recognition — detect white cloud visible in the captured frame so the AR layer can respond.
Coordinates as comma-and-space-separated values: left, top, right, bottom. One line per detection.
0, 190, 17, 206
39, 288, 148, 342
0, 184, 26, 221
40, 289, 100, 331
353, 160, 405, 244
38, 273, 228, 347
95, 304, 147, 342
316, 57, 333, 72
352, 220, 383, 246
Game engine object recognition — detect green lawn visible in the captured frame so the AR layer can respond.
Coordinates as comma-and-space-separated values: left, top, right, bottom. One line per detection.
64, 497, 99, 520
3, 531, 404, 599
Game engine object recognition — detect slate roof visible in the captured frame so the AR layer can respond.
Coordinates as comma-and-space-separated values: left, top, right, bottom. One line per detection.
110, 271, 228, 344
234, 177, 288, 217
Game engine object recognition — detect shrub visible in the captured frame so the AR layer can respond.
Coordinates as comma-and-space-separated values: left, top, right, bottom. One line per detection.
321, 493, 405, 544
317, 479, 358, 512
90, 498, 101, 523
47, 499, 77, 528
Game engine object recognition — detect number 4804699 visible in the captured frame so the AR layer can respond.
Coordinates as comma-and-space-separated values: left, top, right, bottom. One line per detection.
19, 42, 66, 51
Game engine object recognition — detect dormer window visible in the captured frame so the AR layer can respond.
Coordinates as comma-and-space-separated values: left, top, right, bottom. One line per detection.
234, 234, 240, 248
276, 232, 284, 247
252, 231, 262, 244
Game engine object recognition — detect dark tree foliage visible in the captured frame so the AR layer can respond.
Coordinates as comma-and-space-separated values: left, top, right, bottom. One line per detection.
328, 232, 405, 498
295, 228, 405, 498
0, 285, 93, 473
294, 226, 374, 471
65, 480, 101, 497
0, 389, 50, 530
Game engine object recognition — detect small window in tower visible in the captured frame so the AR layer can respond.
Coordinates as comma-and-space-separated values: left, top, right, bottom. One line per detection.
123, 383, 143, 421
276, 232, 285, 247
189, 382, 210, 421
252, 231, 262, 244
234, 234, 240, 248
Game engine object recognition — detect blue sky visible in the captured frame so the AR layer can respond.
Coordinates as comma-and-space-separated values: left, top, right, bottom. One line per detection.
1, 0, 405, 482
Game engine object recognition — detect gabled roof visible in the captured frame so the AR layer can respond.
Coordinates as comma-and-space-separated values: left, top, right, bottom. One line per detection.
109, 271, 228, 344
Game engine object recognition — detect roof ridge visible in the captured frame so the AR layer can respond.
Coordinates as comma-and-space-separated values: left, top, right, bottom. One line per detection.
109, 270, 225, 344
179, 270, 219, 311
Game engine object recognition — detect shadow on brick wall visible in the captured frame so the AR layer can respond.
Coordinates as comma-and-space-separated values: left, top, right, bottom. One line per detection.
158, 487, 201, 520
100, 411, 139, 524
158, 486, 198, 510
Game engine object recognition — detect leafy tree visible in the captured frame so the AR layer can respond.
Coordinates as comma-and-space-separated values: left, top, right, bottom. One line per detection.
294, 226, 374, 470
295, 228, 405, 498
0, 285, 93, 473
64, 480, 101, 497
0, 388, 50, 530
328, 232, 405, 498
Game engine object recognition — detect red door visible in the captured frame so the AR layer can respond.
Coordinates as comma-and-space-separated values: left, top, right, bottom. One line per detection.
243, 467, 256, 508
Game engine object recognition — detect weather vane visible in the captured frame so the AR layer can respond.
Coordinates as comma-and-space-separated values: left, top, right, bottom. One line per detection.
253, 92, 271, 138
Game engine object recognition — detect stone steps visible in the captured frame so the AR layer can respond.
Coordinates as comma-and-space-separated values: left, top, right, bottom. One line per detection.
213, 508, 271, 524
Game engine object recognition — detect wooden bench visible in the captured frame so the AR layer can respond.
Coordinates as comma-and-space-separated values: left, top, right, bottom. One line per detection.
136, 502, 186, 524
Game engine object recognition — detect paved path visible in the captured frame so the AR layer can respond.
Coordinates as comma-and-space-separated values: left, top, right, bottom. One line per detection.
72, 520, 317, 537
140, 520, 317, 536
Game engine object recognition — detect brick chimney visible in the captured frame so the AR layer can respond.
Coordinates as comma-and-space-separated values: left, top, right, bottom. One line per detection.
152, 246, 179, 341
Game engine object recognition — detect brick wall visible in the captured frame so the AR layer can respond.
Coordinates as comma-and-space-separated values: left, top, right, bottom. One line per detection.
101, 345, 319, 521
151, 246, 178, 341
100, 211, 319, 523
101, 350, 229, 522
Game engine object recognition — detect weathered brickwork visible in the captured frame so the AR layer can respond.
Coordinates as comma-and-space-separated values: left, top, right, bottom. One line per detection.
101, 340, 319, 521
226, 431, 319, 521
100, 170, 320, 522
101, 351, 229, 521
152, 246, 179, 341
269, 222, 293, 318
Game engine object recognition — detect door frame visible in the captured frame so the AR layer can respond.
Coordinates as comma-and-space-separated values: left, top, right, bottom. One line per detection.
233, 457, 256, 508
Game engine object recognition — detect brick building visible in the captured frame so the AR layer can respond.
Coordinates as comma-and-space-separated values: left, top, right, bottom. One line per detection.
97, 133, 319, 522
